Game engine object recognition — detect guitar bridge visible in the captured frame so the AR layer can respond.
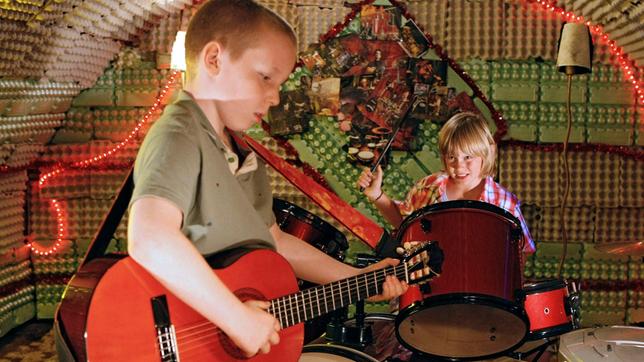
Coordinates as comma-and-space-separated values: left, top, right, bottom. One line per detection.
151, 295, 180, 362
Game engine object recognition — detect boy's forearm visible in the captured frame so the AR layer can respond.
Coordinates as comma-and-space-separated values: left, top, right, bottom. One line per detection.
271, 224, 357, 284
128, 200, 246, 336
372, 193, 404, 228
129, 230, 245, 331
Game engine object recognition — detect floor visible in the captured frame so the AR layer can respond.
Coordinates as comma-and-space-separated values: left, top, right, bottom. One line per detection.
0, 320, 57, 362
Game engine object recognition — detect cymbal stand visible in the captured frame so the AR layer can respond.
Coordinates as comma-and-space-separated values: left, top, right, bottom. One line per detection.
510, 338, 558, 361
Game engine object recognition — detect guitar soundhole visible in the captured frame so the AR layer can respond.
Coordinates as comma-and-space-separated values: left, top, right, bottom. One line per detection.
219, 288, 266, 359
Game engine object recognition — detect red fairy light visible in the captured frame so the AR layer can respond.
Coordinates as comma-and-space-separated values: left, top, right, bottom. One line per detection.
31, 71, 181, 255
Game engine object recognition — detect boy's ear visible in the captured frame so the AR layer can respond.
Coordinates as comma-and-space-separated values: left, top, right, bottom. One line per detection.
200, 41, 223, 77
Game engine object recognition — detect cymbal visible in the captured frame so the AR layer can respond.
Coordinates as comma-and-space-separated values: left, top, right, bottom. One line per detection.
594, 241, 644, 256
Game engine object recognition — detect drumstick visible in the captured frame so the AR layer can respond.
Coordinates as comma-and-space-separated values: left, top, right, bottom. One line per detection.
360, 97, 417, 192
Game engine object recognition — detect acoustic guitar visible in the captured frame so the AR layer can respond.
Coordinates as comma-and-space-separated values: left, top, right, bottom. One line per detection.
56, 243, 442, 361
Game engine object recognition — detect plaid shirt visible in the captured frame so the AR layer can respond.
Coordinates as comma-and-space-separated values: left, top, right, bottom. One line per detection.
396, 172, 535, 253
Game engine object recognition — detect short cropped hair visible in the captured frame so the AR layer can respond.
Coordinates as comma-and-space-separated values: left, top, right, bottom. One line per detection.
438, 112, 497, 177
185, 0, 296, 79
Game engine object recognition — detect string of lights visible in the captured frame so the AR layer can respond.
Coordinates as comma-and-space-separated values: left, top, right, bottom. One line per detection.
29, 70, 181, 256
530, 0, 643, 109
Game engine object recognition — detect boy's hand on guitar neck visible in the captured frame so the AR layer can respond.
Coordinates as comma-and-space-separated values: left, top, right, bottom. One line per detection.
224, 256, 409, 357
361, 257, 409, 302
227, 300, 281, 357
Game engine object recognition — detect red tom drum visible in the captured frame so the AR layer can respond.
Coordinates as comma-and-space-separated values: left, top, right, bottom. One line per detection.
273, 198, 349, 344
273, 198, 348, 260
517, 279, 578, 340
394, 200, 528, 361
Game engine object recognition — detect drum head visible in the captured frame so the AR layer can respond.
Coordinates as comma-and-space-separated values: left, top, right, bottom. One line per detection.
519, 279, 567, 296
396, 294, 528, 361
300, 344, 379, 362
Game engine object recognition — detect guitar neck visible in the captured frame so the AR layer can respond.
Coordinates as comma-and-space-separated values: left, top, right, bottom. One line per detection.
267, 264, 408, 329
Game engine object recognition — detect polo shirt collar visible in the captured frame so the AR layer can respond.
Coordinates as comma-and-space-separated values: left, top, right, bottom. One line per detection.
174, 90, 258, 175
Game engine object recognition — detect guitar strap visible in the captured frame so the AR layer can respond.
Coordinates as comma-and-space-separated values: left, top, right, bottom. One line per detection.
80, 133, 399, 265
80, 166, 134, 265
237, 133, 397, 254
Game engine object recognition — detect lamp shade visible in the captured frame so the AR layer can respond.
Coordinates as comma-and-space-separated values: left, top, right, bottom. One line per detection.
556, 23, 592, 75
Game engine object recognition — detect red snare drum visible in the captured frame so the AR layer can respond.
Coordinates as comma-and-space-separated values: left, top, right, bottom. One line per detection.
517, 279, 577, 340
394, 201, 528, 361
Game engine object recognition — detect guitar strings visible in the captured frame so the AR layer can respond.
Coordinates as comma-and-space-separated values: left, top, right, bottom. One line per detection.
278, 265, 408, 326
176, 264, 406, 340
173, 266, 419, 356
175, 265, 400, 341
172, 265, 414, 354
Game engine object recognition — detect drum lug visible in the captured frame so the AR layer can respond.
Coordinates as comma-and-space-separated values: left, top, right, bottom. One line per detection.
419, 218, 431, 233
510, 228, 522, 243
565, 281, 581, 329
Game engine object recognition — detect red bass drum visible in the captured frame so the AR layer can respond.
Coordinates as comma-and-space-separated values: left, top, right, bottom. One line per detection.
394, 200, 528, 361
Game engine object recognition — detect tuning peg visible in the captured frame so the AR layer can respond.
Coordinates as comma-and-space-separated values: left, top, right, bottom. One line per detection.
412, 270, 422, 280
421, 251, 430, 263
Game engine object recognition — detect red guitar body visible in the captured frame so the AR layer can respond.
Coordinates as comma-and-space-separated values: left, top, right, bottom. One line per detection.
56, 249, 304, 362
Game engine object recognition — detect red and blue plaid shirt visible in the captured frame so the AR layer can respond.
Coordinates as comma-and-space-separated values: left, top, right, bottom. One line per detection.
396, 172, 535, 253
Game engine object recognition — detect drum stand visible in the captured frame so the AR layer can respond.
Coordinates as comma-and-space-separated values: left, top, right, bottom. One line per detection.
510, 338, 558, 361
325, 254, 382, 348
326, 300, 374, 348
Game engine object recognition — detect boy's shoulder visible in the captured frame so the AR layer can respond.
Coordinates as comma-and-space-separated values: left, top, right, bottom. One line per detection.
487, 177, 520, 203
419, 172, 448, 187
149, 92, 202, 135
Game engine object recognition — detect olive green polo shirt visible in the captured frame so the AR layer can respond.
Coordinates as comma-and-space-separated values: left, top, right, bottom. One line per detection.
130, 90, 276, 256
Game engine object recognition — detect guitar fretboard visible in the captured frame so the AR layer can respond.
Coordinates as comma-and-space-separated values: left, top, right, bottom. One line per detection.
267, 264, 408, 328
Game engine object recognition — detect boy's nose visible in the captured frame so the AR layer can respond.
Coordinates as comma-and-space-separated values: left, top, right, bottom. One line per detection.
453, 159, 467, 170
267, 87, 280, 106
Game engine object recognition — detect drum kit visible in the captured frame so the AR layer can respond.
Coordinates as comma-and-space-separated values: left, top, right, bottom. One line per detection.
275, 198, 642, 361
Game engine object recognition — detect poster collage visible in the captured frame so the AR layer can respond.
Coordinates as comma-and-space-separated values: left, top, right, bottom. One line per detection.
269, 4, 464, 166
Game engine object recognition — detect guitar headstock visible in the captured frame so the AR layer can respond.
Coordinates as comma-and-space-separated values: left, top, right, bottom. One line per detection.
401, 241, 444, 285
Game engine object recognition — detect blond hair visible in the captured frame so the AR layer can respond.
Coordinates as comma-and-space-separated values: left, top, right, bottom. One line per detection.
438, 112, 497, 177
185, 0, 296, 79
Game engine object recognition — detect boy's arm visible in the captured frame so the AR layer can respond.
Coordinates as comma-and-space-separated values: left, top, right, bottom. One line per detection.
128, 196, 280, 356
270, 223, 356, 284
269, 223, 407, 301
357, 166, 404, 228
371, 193, 404, 228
